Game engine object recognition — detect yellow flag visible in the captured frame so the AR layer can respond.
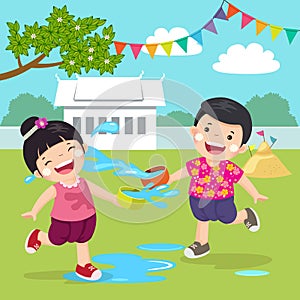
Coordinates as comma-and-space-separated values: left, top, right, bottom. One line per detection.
161, 41, 173, 56
249, 145, 256, 151
270, 25, 283, 41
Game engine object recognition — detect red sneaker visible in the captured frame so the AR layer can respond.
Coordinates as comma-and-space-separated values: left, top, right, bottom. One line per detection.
25, 229, 41, 254
76, 263, 102, 281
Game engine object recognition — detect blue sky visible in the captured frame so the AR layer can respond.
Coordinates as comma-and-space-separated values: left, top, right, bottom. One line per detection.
0, 0, 300, 123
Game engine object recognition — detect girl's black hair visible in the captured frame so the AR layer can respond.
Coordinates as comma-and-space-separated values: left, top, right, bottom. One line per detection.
194, 97, 252, 145
21, 116, 83, 173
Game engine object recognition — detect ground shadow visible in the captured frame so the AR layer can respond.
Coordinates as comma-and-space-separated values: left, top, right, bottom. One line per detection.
24, 270, 113, 284
180, 253, 272, 269
24, 270, 72, 280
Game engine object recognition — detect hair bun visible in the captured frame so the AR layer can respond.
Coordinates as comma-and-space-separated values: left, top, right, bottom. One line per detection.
20, 116, 39, 137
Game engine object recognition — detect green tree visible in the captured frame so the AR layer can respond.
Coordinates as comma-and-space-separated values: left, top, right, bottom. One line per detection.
1, 93, 63, 126
157, 111, 194, 126
0, 6, 124, 80
245, 93, 298, 126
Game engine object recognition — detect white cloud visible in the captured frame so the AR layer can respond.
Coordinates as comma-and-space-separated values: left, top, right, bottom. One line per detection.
142, 27, 202, 56
212, 43, 280, 74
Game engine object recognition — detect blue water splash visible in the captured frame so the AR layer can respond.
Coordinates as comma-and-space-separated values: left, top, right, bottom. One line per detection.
23, 146, 164, 183
122, 183, 179, 209
83, 146, 163, 179
24, 175, 36, 184
91, 121, 119, 137
137, 243, 185, 252
235, 270, 270, 277
63, 253, 175, 283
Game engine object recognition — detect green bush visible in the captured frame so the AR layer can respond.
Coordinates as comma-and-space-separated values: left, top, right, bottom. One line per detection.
245, 93, 298, 126
1, 93, 63, 126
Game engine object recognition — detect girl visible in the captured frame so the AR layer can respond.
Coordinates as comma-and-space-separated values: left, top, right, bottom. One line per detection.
21, 116, 119, 281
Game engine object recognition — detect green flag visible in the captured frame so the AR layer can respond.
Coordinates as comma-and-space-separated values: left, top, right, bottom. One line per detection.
284, 28, 298, 44
176, 37, 188, 52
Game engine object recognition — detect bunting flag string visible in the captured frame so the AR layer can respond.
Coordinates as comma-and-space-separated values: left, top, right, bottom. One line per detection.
113, 0, 300, 59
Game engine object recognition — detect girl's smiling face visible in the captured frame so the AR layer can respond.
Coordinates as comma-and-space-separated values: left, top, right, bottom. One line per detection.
191, 114, 247, 161
34, 139, 87, 182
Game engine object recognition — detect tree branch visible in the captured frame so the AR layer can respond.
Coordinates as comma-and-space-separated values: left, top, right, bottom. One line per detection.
17, 56, 22, 67
33, 61, 62, 68
0, 54, 48, 80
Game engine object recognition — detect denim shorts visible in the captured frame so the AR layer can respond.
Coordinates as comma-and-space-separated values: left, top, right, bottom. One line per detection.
189, 196, 237, 224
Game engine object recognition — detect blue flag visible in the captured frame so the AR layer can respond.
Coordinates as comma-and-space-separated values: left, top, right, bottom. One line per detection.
270, 136, 277, 144
190, 30, 203, 46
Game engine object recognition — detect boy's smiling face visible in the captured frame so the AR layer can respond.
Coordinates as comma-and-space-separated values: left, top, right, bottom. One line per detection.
191, 114, 247, 161
34, 139, 87, 182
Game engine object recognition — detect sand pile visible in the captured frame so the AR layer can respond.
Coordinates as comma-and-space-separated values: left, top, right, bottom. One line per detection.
243, 142, 291, 178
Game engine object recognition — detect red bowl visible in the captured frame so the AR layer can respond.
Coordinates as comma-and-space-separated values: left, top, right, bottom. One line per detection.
140, 166, 169, 189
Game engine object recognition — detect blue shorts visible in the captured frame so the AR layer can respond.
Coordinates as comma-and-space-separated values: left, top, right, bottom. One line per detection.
189, 196, 237, 224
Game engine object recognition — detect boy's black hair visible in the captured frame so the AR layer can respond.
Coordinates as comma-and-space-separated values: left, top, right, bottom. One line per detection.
194, 97, 252, 145
20, 116, 83, 173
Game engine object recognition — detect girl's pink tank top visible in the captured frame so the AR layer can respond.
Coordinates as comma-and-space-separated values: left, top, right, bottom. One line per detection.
51, 178, 96, 222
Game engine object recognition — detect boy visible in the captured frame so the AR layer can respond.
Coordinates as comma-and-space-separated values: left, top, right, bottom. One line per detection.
168, 97, 268, 258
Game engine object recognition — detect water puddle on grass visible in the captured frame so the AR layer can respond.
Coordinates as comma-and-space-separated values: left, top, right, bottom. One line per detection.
64, 253, 175, 283
137, 243, 185, 252
235, 270, 270, 277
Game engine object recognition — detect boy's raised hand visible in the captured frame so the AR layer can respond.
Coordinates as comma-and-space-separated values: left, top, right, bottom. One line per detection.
254, 194, 268, 204
21, 211, 37, 221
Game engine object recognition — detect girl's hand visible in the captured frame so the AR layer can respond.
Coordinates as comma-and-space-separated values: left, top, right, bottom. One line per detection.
21, 211, 37, 221
254, 194, 268, 204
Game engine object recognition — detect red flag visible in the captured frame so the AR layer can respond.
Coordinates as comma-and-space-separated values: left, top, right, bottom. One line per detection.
256, 130, 265, 136
241, 13, 255, 29
227, 4, 240, 19
130, 44, 144, 59
114, 41, 127, 55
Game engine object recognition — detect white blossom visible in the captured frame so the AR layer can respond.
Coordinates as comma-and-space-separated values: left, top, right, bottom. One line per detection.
88, 56, 93, 61
104, 59, 110, 64
30, 33, 36, 39
88, 47, 94, 53
57, 17, 63, 23
75, 25, 80, 31
104, 35, 110, 40
69, 60, 75, 65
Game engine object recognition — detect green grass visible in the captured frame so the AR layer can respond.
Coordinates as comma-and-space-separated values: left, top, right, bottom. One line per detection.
1, 149, 299, 299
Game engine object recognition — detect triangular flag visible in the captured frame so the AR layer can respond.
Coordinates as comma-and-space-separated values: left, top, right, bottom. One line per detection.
130, 44, 144, 59
161, 41, 173, 56
249, 145, 256, 152
270, 136, 277, 144
284, 28, 298, 44
203, 19, 218, 34
176, 37, 188, 52
190, 30, 203, 45
114, 41, 127, 55
214, 7, 228, 21
270, 25, 283, 41
227, 3, 240, 19
241, 12, 255, 29
256, 20, 268, 35
256, 130, 265, 137
145, 43, 158, 58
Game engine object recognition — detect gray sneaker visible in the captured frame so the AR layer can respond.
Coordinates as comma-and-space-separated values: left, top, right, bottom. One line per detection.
244, 208, 260, 232
184, 241, 210, 259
